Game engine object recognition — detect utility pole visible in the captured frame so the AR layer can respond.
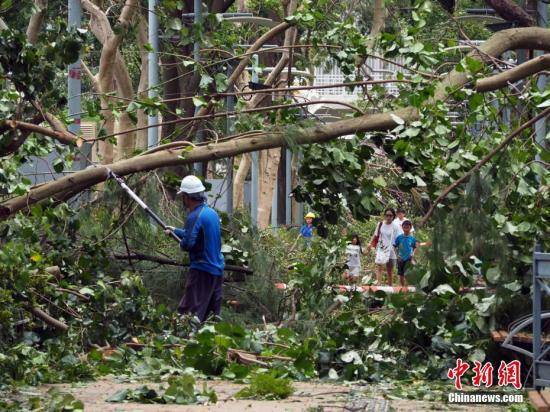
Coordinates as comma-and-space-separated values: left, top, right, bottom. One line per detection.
193, 0, 204, 176
285, 148, 292, 225
250, 54, 259, 226
148, 0, 159, 149
67, 0, 82, 165
226, 64, 234, 214
531, 0, 548, 389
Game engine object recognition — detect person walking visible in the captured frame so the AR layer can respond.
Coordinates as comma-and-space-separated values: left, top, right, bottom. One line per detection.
393, 220, 417, 287
394, 207, 414, 234
367, 208, 400, 286
344, 234, 364, 283
165, 175, 224, 323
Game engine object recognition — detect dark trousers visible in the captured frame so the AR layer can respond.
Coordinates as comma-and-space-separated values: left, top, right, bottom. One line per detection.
397, 259, 410, 277
178, 268, 223, 322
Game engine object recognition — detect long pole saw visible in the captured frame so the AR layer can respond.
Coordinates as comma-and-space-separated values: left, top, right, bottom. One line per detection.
107, 170, 181, 242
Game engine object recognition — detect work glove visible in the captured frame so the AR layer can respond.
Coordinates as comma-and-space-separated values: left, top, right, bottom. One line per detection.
164, 225, 175, 235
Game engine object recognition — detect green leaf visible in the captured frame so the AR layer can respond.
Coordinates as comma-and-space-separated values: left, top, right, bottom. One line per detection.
199, 74, 213, 89
414, 176, 427, 187
390, 113, 405, 125
432, 284, 455, 295
468, 348, 485, 363
373, 176, 386, 187
410, 42, 424, 53
493, 213, 506, 225
78, 287, 95, 296
192, 96, 207, 107
485, 267, 500, 284
169, 18, 182, 31
404, 127, 421, 138
214, 73, 228, 93
464, 56, 483, 73
107, 389, 130, 403
435, 125, 449, 135
52, 158, 64, 173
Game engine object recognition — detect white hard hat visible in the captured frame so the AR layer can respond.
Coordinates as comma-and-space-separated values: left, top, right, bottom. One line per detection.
177, 175, 206, 195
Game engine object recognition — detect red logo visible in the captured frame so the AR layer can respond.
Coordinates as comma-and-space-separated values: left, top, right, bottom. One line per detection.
447, 358, 470, 390
447, 359, 522, 390
497, 360, 522, 389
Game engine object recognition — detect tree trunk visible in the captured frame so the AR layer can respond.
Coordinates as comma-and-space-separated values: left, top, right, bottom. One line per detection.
26, 0, 48, 44
367, 0, 385, 48
233, 153, 251, 209
136, 17, 149, 150
257, 148, 282, 228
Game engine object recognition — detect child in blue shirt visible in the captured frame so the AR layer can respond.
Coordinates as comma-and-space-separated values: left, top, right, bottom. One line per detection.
393, 220, 417, 287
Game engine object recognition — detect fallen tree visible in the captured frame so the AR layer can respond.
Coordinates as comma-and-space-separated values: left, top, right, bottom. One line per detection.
1, 27, 550, 221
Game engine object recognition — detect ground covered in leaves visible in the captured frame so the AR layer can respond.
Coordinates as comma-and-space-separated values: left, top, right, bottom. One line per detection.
2, 378, 522, 411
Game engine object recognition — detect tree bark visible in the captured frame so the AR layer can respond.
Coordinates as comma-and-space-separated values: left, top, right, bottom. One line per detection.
0, 107, 415, 219
367, 0, 385, 48
26, 305, 69, 332
0, 120, 80, 156
82, 0, 138, 160
187, 21, 294, 138
484, 0, 535, 27
26, 0, 48, 44
233, 153, 251, 209
136, 16, 149, 150
232, 58, 290, 207
475, 53, 550, 92
257, 148, 282, 228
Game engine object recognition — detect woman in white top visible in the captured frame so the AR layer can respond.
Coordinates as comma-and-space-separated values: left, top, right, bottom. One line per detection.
344, 234, 364, 283
367, 208, 401, 286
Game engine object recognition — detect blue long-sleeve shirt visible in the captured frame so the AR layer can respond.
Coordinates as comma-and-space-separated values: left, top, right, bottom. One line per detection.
299, 224, 313, 238
174, 203, 224, 276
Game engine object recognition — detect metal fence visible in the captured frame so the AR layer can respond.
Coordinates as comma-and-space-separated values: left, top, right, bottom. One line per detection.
313, 57, 406, 97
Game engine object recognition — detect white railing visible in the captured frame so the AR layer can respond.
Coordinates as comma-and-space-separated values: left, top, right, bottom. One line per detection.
313, 56, 407, 97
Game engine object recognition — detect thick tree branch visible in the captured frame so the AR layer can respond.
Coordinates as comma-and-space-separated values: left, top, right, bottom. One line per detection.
484, 0, 535, 27
433, 28, 550, 101
26, 305, 69, 332
98, 0, 137, 88
475, 53, 550, 92
26, 0, 48, 44
420, 106, 550, 226
0, 120, 80, 148
0, 107, 415, 218
112, 252, 253, 274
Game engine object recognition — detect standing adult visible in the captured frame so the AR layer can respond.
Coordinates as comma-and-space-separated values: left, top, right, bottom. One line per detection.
367, 208, 400, 286
165, 175, 224, 322
394, 207, 414, 234
300, 212, 315, 239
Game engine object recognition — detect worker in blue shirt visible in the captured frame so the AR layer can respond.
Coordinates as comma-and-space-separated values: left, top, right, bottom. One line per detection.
296, 212, 316, 249
300, 212, 315, 239
165, 175, 224, 322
